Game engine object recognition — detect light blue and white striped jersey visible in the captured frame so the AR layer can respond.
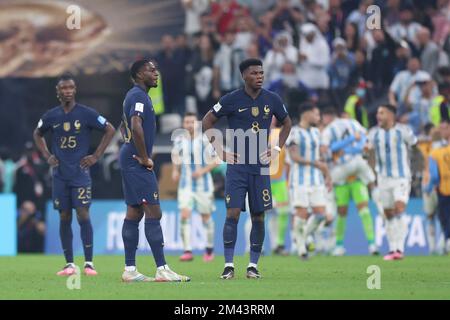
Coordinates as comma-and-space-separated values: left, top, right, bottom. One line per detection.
287, 125, 324, 187
368, 124, 417, 179
321, 118, 366, 165
172, 133, 215, 193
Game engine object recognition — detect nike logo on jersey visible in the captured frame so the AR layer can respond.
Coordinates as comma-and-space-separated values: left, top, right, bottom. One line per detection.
264, 203, 271, 207
238, 108, 248, 112
53, 124, 61, 128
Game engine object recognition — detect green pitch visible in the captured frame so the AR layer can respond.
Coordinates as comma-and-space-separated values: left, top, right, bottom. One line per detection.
1, 255, 449, 299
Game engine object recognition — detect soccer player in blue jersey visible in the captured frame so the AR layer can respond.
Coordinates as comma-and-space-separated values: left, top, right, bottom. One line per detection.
33, 74, 115, 276
202, 58, 292, 279
119, 59, 190, 282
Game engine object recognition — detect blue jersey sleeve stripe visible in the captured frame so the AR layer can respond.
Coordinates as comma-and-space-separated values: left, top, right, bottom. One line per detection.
396, 129, 405, 178
299, 130, 305, 185
375, 130, 383, 174
385, 130, 392, 177
309, 130, 316, 186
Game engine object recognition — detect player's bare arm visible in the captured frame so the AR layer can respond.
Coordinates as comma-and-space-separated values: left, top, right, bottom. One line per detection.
33, 127, 59, 167
289, 143, 328, 174
130, 115, 153, 170
80, 122, 115, 169
277, 116, 292, 149
261, 116, 292, 163
192, 160, 220, 179
202, 110, 239, 164
288, 144, 315, 166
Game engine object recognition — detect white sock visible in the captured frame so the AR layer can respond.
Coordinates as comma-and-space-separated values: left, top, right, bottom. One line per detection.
385, 218, 396, 252
157, 264, 169, 271
225, 263, 234, 268
125, 266, 136, 272
294, 216, 307, 255
315, 220, 327, 252
181, 219, 192, 251
203, 218, 215, 249
396, 214, 407, 253
248, 263, 257, 269
305, 214, 325, 237
85, 261, 93, 267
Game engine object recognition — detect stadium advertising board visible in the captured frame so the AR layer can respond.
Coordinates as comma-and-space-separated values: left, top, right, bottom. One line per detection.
45, 199, 435, 256
0, 194, 17, 256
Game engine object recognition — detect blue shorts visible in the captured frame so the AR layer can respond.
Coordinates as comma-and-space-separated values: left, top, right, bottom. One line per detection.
52, 176, 91, 211
224, 166, 272, 213
121, 167, 160, 206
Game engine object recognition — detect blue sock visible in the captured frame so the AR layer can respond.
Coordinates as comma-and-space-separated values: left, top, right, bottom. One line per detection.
122, 219, 139, 267
223, 217, 238, 264
79, 219, 93, 262
144, 218, 167, 268
250, 219, 265, 265
59, 219, 73, 264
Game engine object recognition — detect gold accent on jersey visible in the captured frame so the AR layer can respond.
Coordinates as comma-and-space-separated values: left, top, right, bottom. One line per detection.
74, 120, 81, 131
251, 121, 260, 133
262, 189, 271, 202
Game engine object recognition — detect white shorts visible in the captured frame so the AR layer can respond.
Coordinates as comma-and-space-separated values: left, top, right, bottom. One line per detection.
290, 185, 326, 210
378, 177, 411, 210
178, 189, 215, 214
423, 190, 438, 216
331, 156, 375, 185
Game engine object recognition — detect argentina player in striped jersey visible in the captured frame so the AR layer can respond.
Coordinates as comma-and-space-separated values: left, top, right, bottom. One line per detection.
368, 104, 421, 261
287, 103, 332, 260
172, 112, 220, 263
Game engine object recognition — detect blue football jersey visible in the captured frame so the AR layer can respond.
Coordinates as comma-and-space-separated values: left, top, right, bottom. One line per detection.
37, 103, 108, 183
211, 88, 288, 174
119, 85, 156, 170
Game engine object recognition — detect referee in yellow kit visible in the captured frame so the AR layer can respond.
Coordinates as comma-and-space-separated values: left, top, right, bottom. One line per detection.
424, 119, 450, 254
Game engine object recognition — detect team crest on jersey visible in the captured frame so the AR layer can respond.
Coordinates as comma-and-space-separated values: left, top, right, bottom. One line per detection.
74, 120, 81, 131
251, 107, 259, 117
63, 122, 71, 132
263, 105, 270, 119
226, 194, 231, 204
153, 192, 159, 200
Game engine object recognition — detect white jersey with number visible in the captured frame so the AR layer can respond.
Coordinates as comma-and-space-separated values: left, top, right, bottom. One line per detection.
368, 124, 417, 180
287, 125, 324, 188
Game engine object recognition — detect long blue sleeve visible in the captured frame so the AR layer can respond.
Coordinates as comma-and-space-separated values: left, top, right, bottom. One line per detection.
330, 135, 356, 152
344, 135, 367, 155
424, 157, 440, 194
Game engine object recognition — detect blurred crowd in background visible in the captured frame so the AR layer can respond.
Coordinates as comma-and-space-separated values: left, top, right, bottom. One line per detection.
2, 0, 450, 252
